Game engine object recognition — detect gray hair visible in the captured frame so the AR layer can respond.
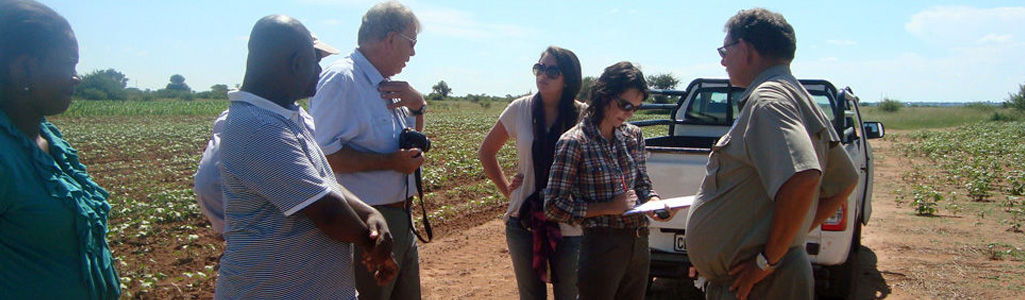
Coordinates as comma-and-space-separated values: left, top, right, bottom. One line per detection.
357, 1, 421, 46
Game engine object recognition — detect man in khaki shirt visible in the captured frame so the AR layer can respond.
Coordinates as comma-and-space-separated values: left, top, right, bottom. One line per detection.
685, 8, 859, 300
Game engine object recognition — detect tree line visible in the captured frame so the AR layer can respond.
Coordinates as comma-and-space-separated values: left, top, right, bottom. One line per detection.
426, 72, 683, 104
76, 68, 686, 103
75, 69, 228, 101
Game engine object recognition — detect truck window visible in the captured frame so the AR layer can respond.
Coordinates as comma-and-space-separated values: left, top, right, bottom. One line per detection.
812, 94, 834, 122
683, 90, 732, 126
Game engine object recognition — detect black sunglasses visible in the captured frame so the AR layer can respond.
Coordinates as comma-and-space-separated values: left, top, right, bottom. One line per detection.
614, 96, 642, 112
532, 63, 562, 78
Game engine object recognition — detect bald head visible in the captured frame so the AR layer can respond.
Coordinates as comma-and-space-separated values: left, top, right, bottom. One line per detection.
241, 15, 320, 104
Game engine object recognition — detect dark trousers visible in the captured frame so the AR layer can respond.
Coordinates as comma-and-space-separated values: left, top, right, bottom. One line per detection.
506, 217, 582, 300
354, 205, 421, 300
577, 227, 650, 300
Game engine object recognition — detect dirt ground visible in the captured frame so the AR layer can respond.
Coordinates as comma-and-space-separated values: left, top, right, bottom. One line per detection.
417, 135, 1025, 299
149, 133, 1023, 299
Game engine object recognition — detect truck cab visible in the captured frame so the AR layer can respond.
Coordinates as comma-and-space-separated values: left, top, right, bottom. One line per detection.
636, 78, 885, 299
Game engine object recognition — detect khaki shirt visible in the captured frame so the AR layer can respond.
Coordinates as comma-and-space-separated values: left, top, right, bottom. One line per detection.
685, 65, 858, 288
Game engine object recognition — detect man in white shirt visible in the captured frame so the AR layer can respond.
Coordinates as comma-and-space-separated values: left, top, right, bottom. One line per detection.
193, 34, 340, 235
310, 2, 427, 299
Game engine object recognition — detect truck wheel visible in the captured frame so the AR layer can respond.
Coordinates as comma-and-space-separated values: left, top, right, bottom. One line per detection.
819, 222, 862, 299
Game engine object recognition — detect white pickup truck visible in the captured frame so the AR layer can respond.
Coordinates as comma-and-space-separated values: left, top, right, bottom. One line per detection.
635, 78, 885, 299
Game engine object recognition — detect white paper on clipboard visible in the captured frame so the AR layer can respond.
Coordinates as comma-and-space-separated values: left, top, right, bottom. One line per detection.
623, 195, 695, 215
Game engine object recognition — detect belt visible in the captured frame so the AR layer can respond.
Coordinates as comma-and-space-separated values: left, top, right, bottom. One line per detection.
376, 197, 413, 209
583, 227, 649, 237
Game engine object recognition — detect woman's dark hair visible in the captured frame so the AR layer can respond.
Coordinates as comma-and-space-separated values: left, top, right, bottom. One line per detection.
724, 8, 796, 61
586, 61, 649, 125
0, 0, 73, 89
542, 46, 582, 132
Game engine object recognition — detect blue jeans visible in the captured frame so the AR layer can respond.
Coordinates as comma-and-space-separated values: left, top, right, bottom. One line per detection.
506, 217, 581, 300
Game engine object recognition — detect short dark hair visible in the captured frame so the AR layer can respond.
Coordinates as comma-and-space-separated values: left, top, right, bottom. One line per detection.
724, 8, 796, 61
587, 61, 649, 125
0, 0, 73, 86
542, 46, 582, 131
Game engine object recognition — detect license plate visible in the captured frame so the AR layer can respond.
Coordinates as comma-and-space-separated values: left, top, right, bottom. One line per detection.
674, 233, 686, 252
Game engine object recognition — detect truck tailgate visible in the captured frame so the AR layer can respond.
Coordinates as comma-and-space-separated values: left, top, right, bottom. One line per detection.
645, 148, 709, 255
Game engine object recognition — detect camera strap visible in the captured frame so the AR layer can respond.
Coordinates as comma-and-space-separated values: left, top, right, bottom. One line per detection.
405, 168, 432, 243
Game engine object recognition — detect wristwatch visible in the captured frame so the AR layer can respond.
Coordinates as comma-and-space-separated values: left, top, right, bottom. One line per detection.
410, 102, 427, 115
755, 252, 781, 272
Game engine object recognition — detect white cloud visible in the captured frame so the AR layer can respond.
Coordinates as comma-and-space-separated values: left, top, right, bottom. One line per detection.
978, 33, 1012, 44
826, 40, 858, 46
417, 8, 532, 39
905, 6, 1025, 46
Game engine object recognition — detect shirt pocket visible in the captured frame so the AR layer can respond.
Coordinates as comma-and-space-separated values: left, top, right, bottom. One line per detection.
372, 116, 398, 146
582, 158, 613, 194
702, 134, 732, 193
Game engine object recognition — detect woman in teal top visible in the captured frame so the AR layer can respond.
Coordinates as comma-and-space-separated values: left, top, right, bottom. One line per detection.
0, 1, 120, 299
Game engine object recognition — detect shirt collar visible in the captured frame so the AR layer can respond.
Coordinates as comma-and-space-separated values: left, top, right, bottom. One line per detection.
738, 64, 792, 108
228, 90, 300, 119
351, 49, 386, 87
581, 116, 626, 143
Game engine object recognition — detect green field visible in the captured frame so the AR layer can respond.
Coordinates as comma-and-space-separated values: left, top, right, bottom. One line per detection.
45, 99, 1025, 297
48, 99, 515, 298
860, 105, 1023, 130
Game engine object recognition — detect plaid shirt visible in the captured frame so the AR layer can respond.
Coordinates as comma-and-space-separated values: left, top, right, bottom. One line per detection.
544, 118, 658, 229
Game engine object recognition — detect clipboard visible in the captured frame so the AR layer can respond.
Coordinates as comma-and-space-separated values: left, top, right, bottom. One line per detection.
623, 195, 695, 215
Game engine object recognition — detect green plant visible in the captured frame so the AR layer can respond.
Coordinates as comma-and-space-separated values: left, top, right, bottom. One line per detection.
912, 184, 942, 216
1006, 83, 1025, 112
878, 97, 903, 112
1008, 171, 1025, 196
965, 167, 995, 202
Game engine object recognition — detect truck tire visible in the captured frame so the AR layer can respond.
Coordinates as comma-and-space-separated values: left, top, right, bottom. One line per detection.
818, 222, 862, 299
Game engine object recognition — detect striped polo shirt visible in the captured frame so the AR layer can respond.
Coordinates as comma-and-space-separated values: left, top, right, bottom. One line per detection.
215, 91, 356, 300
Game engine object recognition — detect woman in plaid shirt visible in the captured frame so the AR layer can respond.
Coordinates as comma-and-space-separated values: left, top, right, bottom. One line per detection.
544, 61, 678, 299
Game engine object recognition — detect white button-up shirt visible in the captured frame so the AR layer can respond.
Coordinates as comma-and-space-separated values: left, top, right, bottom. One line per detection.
310, 49, 417, 206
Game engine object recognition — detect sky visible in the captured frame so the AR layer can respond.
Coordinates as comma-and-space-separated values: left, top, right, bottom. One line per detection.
43, 0, 1025, 103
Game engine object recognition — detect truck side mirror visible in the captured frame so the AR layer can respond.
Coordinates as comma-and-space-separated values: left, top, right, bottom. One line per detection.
864, 121, 885, 139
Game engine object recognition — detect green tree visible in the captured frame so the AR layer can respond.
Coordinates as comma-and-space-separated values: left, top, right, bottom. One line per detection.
878, 97, 903, 112
206, 84, 229, 99
432, 80, 452, 98
577, 76, 595, 102
158, 74, 193, 99
646, 72, 680, 103
165, 74, 191, 92
1006, 83, 1025, 112
75, 69, 128, 100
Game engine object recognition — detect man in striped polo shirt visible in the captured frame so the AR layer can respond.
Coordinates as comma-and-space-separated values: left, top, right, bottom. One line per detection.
214, 15, 397, 299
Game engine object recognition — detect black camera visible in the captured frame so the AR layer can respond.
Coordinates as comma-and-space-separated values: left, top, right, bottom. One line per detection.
399, 127, 431, 153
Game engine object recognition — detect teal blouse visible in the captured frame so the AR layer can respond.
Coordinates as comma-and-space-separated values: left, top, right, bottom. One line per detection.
0, 110, 120, 300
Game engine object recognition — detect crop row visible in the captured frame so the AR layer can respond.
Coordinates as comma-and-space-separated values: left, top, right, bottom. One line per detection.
894, 121, 1025, 233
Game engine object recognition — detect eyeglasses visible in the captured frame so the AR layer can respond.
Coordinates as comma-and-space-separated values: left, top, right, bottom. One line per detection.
532, 63, 562, 78
717, 40, 740, 57
397, 32, 417, 47
614, 96, 642, 112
